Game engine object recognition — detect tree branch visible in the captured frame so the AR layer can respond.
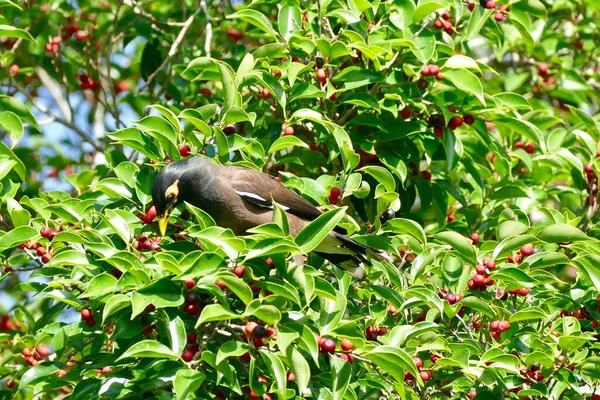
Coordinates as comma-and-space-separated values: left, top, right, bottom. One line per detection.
136, 6, 203, 95
13, 82, 104, 153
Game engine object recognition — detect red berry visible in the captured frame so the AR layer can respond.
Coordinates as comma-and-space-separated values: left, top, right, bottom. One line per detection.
287, 371, 297, 381
485, 0, 496, 8
498, 320, 510, 332
490, 320, 500, 332
494, 12, 504, 21
245, 321, 258, 337
339, 353, 354, 363
422, 171, 432, 181
468, 2, 476, 11
283, 126, 295, 136
434, 126, 444, 137
6, 380, 14, 389
517, 287, 530, 296
388, 305, 398, 315
413, 356, 423, 369
330, 187, 341, 198
401, 106, 411, 119
538, 63, 549, 77
473, 274, 486, 286
316, 68, 328, 83
178, 144, 191, 157
341, 338, 354, 352
420, 370, 432, 381
265, 257, 275, 269
184, 304, 200, 315
471, 233, 480, 244
320, 338, 336, 353
524, 143, 535, 154
187, 333, 198, 343
233, 266, 245, 278
429, 65, 440, 76
226, 27, 243, 41
182, 349, 195, 362
200, 88, 213, 97
9, 64, 19, 76
261, 88, 272, 99
434, 20, 443, 29
86, 318, 96, 327
520, 244, 534, 256
444, 293, 458, 305
81, 308, 93, 320
430, 353, 440, 363
421, 66, 431, 76
184, 279, 196, 289
464, 114, 475, 125
377, 327, 387, 335
441, 11, 451, 20
115, 80, 130, 94
266, 327, 276, 337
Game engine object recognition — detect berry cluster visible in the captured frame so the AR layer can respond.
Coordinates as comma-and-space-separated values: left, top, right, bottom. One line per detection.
490, 319, 511, 340
21, 344, 52, 367
78, 73, 100, 91
133, 234, 161, 252
329, 187, 341, 205
468, 258, 496, 290
80, 307, 96, 327
365, 325, 387, 341
433, 11, 454, 35
514, 141, 535, 154
405, 356, 432, 382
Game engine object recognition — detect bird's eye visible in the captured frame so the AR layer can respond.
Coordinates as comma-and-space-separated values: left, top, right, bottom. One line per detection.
166, 193, 175, 202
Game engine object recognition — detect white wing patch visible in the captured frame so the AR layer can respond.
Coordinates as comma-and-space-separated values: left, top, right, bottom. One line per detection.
235, 190, 290, 211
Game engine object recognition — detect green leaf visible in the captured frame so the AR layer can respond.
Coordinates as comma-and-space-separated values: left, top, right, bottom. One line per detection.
18, 363, 59, 388
278, 5, 302, 40
295, 207, 347, 253
245, 304, 282, 325
168, 316, 187, 356
490, 186, 529, 201
0, 111, 23, 147
332, 356, 352, 400
174, 369, 206, 400
443, 55, 481, 72
364, 345, 419, 383
215, 273, 253, 305
412, 0, 447, 22
287, 346, 311, 394
0, 226, 37, 251
80, 273, 118, 298
509, 307, 548, 323
0, 25, 35, 41
384, 218, 427, 244
117, 340, 178, 360
435, 231, 476, 265
196, 304, 241, 327
216, 341, 252, 365
443, 69, 485, 106
132, 278, 185, 317
102, 294, 131, 324
103, 209, 131, 244
0, 95, 39, 131
537, 224, 587, 243
259, 350, 287, 398
268, 136, 309, 154
228, 9, 278, 38
358, 166, 396, 192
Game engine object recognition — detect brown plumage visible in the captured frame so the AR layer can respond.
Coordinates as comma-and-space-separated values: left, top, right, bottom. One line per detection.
152, 157, 390, 278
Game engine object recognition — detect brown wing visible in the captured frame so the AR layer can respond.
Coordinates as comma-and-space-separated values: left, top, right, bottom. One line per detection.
221, 166, 324, 222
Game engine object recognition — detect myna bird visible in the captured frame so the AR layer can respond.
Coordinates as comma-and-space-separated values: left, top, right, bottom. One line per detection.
152, 157, 391, 278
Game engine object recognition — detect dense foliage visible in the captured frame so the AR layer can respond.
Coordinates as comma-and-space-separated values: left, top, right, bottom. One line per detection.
1, 0, 600, 399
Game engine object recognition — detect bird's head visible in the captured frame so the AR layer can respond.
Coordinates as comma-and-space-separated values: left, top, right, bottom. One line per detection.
151, 157, 217, 236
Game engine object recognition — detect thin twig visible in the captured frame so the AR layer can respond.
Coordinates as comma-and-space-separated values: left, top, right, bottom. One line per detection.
35, 67, 72, 123
136, 6, 203, 95
201, 0, 213, 57
13, 82, 104, 152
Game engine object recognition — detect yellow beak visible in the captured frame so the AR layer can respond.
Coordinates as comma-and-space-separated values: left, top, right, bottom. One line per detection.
158, 213, 169, 236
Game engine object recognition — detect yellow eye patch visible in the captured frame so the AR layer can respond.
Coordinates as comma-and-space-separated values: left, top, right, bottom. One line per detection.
165, 180, 179, 203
